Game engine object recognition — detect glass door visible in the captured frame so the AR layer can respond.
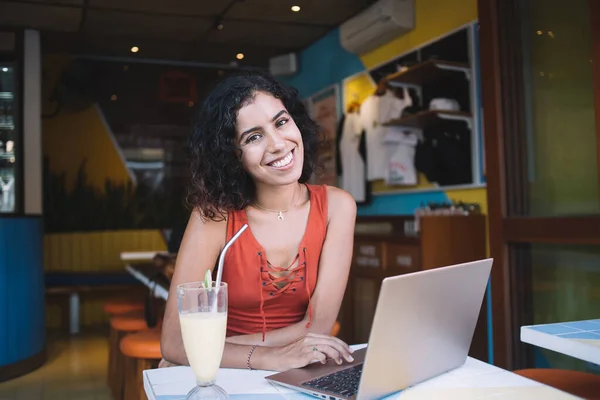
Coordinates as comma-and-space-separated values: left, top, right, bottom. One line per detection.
0, 62, 17, 213
479, 0, 600, 371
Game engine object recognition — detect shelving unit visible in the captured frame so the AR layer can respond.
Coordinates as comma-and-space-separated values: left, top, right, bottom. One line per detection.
383, 109, 473, 130
384, 60, 471, 86
0, 92, 15, 130
365, 26, 481, 188
0, 64, 17, 214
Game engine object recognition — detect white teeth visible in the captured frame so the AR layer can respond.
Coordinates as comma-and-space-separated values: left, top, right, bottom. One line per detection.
271, 152, 293, 168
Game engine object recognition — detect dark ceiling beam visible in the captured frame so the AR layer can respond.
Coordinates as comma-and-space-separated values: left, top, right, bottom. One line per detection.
72, 53, 258, 70
223, 16, 330, 29
41, 31, 294, 51
0, 0, 332, 28
42, 30, 292, 65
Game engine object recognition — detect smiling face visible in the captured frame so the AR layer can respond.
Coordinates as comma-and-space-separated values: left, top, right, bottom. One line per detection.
235, 91, 304, 188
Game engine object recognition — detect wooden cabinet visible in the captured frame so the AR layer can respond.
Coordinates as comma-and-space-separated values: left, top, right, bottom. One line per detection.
337, 214, 489, 362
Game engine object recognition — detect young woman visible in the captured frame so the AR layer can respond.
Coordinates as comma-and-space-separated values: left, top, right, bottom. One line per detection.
160, 70, 357, 372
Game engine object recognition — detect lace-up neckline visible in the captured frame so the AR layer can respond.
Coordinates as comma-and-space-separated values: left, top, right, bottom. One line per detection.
222, 184, 328, 342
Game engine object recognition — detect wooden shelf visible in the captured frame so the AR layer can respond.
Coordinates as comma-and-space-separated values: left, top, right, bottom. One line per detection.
384, 60, 470, 86
383, 109, 472, 130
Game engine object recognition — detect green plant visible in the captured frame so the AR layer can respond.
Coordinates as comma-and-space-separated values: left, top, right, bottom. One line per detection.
43, 158, 186, 232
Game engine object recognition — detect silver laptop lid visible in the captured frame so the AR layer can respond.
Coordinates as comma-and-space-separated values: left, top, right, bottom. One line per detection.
357, 258, 493, 400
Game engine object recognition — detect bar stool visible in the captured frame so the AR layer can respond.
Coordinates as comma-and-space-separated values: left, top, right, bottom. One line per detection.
103, 298, 145, 315
513, 368, 600, 399
120, 327, 162, 400
108, 311, 149, 399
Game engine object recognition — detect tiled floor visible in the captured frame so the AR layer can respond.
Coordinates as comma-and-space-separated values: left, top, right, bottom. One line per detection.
0, 331, 113, 400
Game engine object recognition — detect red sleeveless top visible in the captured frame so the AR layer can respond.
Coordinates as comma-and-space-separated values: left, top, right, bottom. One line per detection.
222, 184, 328, 341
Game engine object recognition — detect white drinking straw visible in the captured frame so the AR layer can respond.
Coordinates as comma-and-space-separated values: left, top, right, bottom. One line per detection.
215, 223, 248, 289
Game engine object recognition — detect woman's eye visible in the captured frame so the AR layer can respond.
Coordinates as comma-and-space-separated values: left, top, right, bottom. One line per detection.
245, 133, 261, 144
275, 118, 289, 128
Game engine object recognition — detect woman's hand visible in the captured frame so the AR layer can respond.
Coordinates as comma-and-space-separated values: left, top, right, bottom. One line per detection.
260, 333, 355, 372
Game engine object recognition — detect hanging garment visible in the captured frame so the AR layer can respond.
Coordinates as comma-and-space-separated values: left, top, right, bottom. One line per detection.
382, 128, 420, 185
0, 176, 14, 212
359, 88, 412, 181
415, 126, 472, 186
338, 112, 367, 202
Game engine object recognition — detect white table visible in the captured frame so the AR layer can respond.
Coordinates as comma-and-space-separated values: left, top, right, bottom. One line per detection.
120, 251, 166, 261
144, 346, 578, 399
521, 318, 600, 365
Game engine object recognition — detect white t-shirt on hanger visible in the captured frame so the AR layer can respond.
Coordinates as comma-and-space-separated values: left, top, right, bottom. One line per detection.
382, 128, 420, 185
359, 88, 412, 181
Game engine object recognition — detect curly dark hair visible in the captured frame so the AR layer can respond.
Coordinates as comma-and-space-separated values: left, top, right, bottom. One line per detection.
186, 69, 321, 221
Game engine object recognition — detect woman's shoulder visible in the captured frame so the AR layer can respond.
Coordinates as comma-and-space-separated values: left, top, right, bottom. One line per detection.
186, 209, 229, 244
325, 186, 356, 212
307, 184, 356, 224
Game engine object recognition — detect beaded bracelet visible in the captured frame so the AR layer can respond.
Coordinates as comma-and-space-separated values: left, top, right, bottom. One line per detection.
247, 344, 258, 370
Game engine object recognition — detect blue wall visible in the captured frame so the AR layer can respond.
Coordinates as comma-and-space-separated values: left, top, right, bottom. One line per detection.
0, 217, 46, 367
281, 28, 364, 99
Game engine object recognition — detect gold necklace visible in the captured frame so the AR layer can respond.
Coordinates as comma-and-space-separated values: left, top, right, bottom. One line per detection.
252, 186, 302, 221
252, 203, 288, 221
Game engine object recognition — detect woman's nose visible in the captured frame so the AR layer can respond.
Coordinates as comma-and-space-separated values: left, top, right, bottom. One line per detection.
267, 131, 285, 152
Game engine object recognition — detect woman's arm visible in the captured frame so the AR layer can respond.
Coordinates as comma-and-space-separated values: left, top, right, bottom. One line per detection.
160, 210, 226, 365
226, 187, 357, 347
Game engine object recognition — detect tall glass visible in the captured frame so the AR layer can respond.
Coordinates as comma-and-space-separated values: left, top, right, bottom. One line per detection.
177, 281, 229, 400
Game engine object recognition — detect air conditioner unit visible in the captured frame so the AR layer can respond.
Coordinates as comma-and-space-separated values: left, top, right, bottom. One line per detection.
340, 0, 415, 55
269, 52, 298, 77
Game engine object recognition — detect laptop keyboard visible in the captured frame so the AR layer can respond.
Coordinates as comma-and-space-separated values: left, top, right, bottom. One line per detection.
301, 364, 363, 398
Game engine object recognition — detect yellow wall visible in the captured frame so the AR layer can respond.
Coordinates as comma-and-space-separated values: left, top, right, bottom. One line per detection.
42, 54, 132, 192
360, 0, 478, 69
44, 230, 167, 272
44, 229, 167, 329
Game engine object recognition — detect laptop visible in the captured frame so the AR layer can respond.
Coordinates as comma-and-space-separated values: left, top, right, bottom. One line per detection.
266, 258, 493, 400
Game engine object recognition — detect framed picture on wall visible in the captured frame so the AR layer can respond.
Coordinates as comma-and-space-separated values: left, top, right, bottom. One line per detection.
305, 84, 340, 187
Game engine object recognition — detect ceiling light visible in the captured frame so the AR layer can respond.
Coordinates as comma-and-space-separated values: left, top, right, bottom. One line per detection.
111, 95, 118, 101
291, 5, 300, 12
236, 53, 244, 60
131, 46, 139, 53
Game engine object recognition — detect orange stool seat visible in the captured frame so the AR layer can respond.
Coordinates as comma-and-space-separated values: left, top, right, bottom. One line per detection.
103, 299, 144, 315
120, 329, 162, 359
110, 312, 148, 332
120, 328, 163, 400
108, 311, 149, 399
331, 321, 341, 337
514, 368, 600, 400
